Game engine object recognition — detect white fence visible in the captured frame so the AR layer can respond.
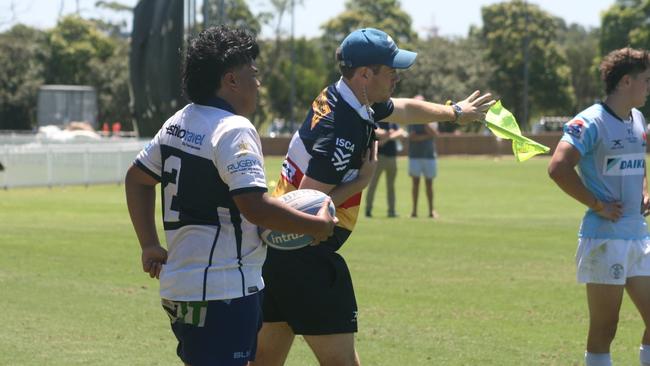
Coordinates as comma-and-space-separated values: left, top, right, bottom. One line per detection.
0, 140, 148, 189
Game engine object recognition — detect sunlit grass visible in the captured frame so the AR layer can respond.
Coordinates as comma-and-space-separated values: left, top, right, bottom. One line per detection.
0, 156, 646, 365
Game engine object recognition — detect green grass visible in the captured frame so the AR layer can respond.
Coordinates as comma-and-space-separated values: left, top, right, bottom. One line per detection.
0, 156, 647, 365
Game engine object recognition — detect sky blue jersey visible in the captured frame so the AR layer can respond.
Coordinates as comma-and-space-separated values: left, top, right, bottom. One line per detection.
560, 102, 648, 239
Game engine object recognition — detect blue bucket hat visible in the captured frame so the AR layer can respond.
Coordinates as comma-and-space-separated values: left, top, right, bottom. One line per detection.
339, 28, 417, 69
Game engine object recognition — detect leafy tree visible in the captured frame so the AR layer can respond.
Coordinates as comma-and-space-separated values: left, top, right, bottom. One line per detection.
95, 0, 133, 12
600, 0, 650, 116
87, 37, 131, 128
600, 0, 650, 55
398, 35, 495, 132
480, 0, 574, 129
0, 25, 49, 130
250, 0, 293, 128
203, 0, 263, 35
262, 37, 328, 130
45, 16, 116, 85
45, 16, 131, 129
93, 0, 133, 37
320, 0, 418, 82
556, 23, 601, 113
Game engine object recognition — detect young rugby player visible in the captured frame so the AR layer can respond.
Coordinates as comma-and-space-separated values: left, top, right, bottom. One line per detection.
549, 47, 650, 366
125, 26, 335, 366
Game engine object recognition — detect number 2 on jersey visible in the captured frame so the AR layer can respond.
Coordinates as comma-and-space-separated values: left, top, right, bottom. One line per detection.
162, 155, 181, 222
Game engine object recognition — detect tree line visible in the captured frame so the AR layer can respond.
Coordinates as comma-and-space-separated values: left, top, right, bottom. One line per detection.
1, 0, 649, 135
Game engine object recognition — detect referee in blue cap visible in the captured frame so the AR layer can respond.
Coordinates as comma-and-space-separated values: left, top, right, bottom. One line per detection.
255, 28, 495, 366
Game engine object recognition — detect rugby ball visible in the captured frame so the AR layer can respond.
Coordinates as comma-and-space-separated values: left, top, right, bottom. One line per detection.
258, 189, 336, 250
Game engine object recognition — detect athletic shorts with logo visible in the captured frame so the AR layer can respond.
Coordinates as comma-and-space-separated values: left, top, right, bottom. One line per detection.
162, 292, 262, 366
262, 244, 358, 335
576, 238, 650, 284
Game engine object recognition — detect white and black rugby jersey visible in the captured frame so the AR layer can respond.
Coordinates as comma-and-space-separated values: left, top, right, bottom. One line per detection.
135, 97, 268, 301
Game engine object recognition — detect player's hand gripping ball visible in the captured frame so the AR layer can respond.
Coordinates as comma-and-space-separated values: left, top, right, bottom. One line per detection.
258, 189, 336, 250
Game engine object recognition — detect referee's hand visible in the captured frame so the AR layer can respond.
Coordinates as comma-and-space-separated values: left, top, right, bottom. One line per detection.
358, 141, 379, 188
312, 198, 338, 245
456, 90, 495, 124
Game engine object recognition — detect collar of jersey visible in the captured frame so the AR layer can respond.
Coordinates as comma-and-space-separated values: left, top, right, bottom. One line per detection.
196, 96, 236, 114
336, 78, 374, 121
599, 101, 633, 123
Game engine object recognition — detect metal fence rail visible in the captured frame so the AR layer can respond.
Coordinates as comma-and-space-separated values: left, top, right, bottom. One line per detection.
0, 140, 148, 189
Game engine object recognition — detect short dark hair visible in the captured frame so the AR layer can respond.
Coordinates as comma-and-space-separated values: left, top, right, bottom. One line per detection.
335, 47, 381, 79
600, 47, 650, 95
182, 25, 259, 103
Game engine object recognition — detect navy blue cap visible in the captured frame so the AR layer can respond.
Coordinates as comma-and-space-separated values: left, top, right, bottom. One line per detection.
339, 28, 417, 69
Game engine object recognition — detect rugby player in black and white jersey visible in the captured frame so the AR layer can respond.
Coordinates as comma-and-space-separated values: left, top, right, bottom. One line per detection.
255, 28, 494, 366
125, 26, 336, 366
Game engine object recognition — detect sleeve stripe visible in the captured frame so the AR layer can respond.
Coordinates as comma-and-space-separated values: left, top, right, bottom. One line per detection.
230, 186, 268, 196
134, 160, 161, 181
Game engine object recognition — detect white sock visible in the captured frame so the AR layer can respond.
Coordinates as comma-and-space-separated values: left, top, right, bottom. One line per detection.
640, 344, 650, 366
585, 352, 612, 366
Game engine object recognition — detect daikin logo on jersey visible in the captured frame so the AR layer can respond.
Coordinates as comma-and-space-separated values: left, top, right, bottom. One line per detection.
165, 124, 206, 146
603, 153, 646, 176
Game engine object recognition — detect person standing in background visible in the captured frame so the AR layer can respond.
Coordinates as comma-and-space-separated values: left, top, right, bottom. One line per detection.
408, 96, 439, 218
364, 121, 406, 218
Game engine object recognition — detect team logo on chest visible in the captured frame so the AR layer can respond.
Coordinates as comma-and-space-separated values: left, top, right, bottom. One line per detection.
603, 153, 646, 176
610, 139, 623, 149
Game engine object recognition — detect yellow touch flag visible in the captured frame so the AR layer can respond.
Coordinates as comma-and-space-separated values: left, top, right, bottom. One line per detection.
484, 101, 550, 162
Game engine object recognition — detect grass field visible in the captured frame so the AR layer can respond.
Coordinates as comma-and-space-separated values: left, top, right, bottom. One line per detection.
1, 156, 648, 365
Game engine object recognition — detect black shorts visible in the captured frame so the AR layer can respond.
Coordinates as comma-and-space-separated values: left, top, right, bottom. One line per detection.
262, 244, 358, 335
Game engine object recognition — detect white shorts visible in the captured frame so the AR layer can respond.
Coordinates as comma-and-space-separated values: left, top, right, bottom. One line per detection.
576, 238, 650, 285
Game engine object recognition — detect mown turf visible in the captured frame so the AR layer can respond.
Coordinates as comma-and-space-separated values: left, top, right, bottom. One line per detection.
0, 156, 647, 365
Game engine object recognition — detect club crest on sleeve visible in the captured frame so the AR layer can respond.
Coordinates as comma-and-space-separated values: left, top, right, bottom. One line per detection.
564, 119, 585, 138
237, 141, 250, 153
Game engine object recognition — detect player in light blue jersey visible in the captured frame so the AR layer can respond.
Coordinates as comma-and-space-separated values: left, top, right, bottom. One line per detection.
549, 47, 650, 366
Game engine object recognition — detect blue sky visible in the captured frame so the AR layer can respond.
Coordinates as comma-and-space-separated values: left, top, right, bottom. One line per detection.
0, 0, 615, 38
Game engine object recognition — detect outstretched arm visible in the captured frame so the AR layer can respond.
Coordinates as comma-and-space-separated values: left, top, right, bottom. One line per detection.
386, 91, 495, 125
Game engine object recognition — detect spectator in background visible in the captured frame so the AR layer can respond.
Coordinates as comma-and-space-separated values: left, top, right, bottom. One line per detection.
364, 121, 406, 218
407, 95, 439, 218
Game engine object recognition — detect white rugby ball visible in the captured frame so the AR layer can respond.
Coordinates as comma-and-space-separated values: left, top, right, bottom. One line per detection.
258, 189, 336, 250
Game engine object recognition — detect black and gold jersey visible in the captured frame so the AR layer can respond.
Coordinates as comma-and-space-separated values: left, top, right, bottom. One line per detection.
273, 80, 394, 250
